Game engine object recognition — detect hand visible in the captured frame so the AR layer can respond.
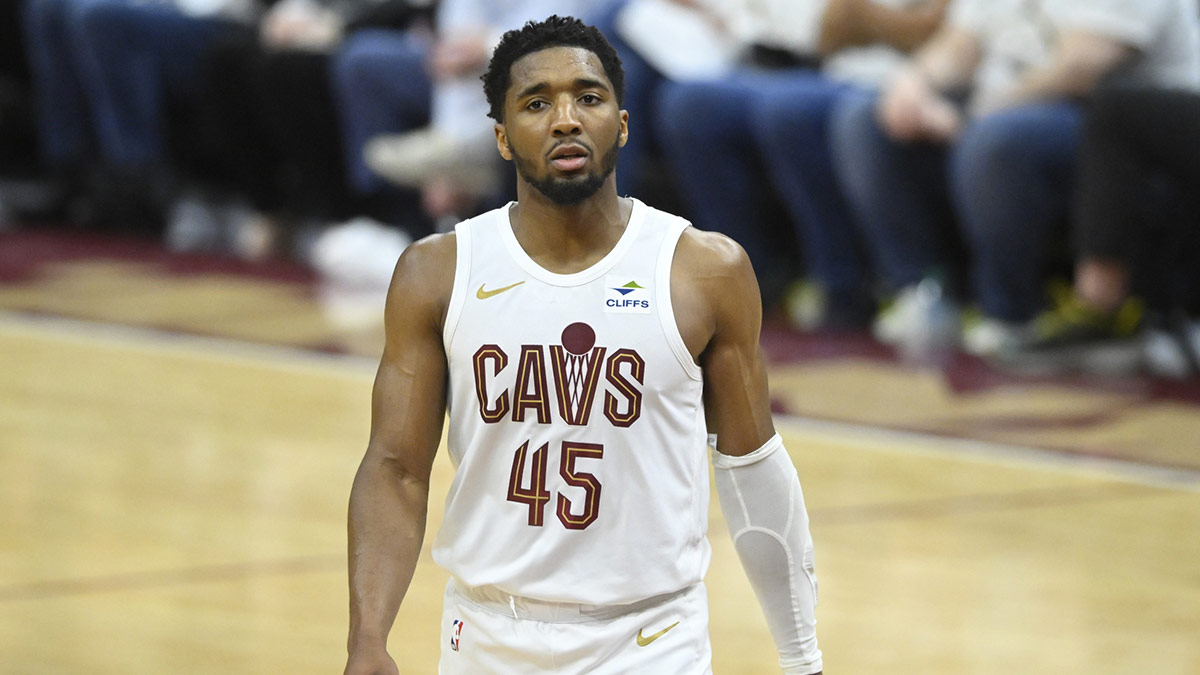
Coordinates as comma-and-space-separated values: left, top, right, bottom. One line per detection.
429, 35, 490, 79
260, 0, 343, 51
344, 647, 399, 675
878, 70, 963, 142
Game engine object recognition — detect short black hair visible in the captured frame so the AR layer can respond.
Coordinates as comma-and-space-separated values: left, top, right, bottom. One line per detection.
482, 15, 624, 122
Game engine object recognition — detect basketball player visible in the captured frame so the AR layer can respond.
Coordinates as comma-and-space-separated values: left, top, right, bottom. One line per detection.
345, 15, 822, 674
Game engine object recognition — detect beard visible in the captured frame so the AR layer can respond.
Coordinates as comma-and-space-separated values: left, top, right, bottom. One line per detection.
512, 136, 620, 205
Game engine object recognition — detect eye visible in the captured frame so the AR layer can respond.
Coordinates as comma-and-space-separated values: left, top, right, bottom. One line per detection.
580, 94, 601, 105
526, 100, 547, 111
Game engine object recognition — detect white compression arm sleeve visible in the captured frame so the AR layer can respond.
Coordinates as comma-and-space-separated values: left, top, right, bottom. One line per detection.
713, 433, 822, 674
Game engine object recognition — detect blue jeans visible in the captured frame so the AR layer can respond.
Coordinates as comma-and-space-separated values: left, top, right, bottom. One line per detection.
74, 1, 231, 168
654, 70, 870, 304
22, 0, 112, 167
831, 93, 1083, 320
591, 0, 665, 197
330, 29, 432, 197
24, 0, 231, 170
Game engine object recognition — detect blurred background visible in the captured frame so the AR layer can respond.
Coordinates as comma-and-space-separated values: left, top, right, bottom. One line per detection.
1, 0, 1199, 672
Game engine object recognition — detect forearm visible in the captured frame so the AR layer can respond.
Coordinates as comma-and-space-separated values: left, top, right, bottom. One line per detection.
714, 435, 822, 674
976, 33, 1132, 115
907, 25, 980, 94
978, 62, 1103, 114
820, 0, 946, 55
347, 455, 430, 652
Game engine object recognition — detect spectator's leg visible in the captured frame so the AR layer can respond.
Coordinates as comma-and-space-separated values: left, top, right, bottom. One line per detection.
331, 29, 432, 198
73, 0, 229, 169
951, 102, 1081, 322
654, 76, 787, 291
260, 50, 351, 221
828, 91, 954, 292
591, 0, 663, 197
1075, 88, 1200, 262
22, 0, 102, 169
753, 75, 873, 322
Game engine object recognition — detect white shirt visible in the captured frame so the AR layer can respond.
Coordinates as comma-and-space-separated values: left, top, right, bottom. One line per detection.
951, 0, 1200, 97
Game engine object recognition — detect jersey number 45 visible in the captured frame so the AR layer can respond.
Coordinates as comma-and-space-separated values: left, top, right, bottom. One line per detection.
507, 440, 602, 530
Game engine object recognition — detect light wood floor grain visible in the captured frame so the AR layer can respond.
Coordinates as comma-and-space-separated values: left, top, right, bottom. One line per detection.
3, 314, 1198, 674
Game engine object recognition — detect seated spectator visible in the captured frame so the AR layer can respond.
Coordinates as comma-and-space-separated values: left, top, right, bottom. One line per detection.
22, 0, 256, 232
162, 0, 443, 270
829, 0, 1200, 357
1000, 85, 1200, 377
335, 0, 589, 232
649, 0, 947, 326
0, 0, 41, 225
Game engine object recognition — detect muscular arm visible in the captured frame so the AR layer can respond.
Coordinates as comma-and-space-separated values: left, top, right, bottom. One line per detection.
675, 230, 775, 455
973, 30, 1133, 116
345, 234, 455, 674
675, 230, 822, 674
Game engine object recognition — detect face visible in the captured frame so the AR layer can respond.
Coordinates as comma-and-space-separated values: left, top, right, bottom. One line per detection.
495, 46, 628, 205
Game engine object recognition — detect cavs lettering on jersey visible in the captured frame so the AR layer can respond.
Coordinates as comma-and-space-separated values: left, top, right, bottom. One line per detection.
434, 199, 711, 606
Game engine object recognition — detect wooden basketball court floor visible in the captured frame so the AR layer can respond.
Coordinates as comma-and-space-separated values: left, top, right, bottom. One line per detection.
1, 230, 1199, 674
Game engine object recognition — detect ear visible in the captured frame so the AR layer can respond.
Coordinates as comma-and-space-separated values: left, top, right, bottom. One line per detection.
618, 109, 630, 148
495, 123, 513, 161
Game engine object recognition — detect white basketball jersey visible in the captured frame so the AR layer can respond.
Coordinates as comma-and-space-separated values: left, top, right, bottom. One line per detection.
434, 199, 711, 606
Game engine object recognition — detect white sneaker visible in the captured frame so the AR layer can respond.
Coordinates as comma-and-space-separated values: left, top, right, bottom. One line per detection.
310, 217, 413, 289
962, 317, 1027, 357
784, 280, 827, 332
1143, 320, 1200, 379
873, 285, 924, 345
874, 279, 958, 343
874, 279, 960, 364
165, 195, 225, 253
365, 128, 499, 193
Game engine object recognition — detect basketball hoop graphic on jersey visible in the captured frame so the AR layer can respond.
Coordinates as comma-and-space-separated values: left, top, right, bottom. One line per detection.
550, 322, 607, 426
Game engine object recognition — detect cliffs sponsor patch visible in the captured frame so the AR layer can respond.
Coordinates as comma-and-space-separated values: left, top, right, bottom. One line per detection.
604, 276, 651, 314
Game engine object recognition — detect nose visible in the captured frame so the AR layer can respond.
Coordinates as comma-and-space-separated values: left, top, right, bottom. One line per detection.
550, 97, 581, 137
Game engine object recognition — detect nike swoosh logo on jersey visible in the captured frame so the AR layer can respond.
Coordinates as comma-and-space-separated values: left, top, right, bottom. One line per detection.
476, 281, 525, 299
636, 621, 679, 647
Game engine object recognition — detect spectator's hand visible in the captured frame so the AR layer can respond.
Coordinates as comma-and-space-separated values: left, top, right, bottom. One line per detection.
429, 35, 491, 79
878, 69, 962, 142
261, 0, 343, 51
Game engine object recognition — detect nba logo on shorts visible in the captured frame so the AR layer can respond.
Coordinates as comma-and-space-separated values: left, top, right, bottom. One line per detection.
450, 619, 465, 652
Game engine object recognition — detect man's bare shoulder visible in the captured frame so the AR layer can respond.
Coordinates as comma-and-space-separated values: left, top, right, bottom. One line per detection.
674, 226, 755, 285
384, 231, 457, 333
390, 231, 457, 295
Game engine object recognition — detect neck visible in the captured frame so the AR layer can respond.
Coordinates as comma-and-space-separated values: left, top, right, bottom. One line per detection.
509, 177, 631, 272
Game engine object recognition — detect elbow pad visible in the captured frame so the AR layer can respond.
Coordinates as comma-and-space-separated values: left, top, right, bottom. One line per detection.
713, 434, 822, 675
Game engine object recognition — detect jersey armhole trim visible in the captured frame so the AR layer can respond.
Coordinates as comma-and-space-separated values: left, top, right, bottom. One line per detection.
656, 220, 703, 383
442, 224, 471, 349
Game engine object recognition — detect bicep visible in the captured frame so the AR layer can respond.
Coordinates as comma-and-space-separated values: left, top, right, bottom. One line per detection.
695, 241, 776, 456
363, 246, 452, 482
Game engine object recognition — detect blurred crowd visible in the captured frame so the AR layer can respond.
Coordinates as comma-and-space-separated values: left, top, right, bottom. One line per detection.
0, 0, 1198, 377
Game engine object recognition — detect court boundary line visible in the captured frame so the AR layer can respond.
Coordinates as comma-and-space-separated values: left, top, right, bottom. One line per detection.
776, 415, 1200, 492
5, 310, 1197, 492
0, 309, 378, 379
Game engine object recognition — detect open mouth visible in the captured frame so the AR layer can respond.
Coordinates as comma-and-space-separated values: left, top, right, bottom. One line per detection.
550, 154, 588, 172
549, 145, 589, 172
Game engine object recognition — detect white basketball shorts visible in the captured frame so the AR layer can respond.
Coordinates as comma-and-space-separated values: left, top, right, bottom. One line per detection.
438, 579, 713, 674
